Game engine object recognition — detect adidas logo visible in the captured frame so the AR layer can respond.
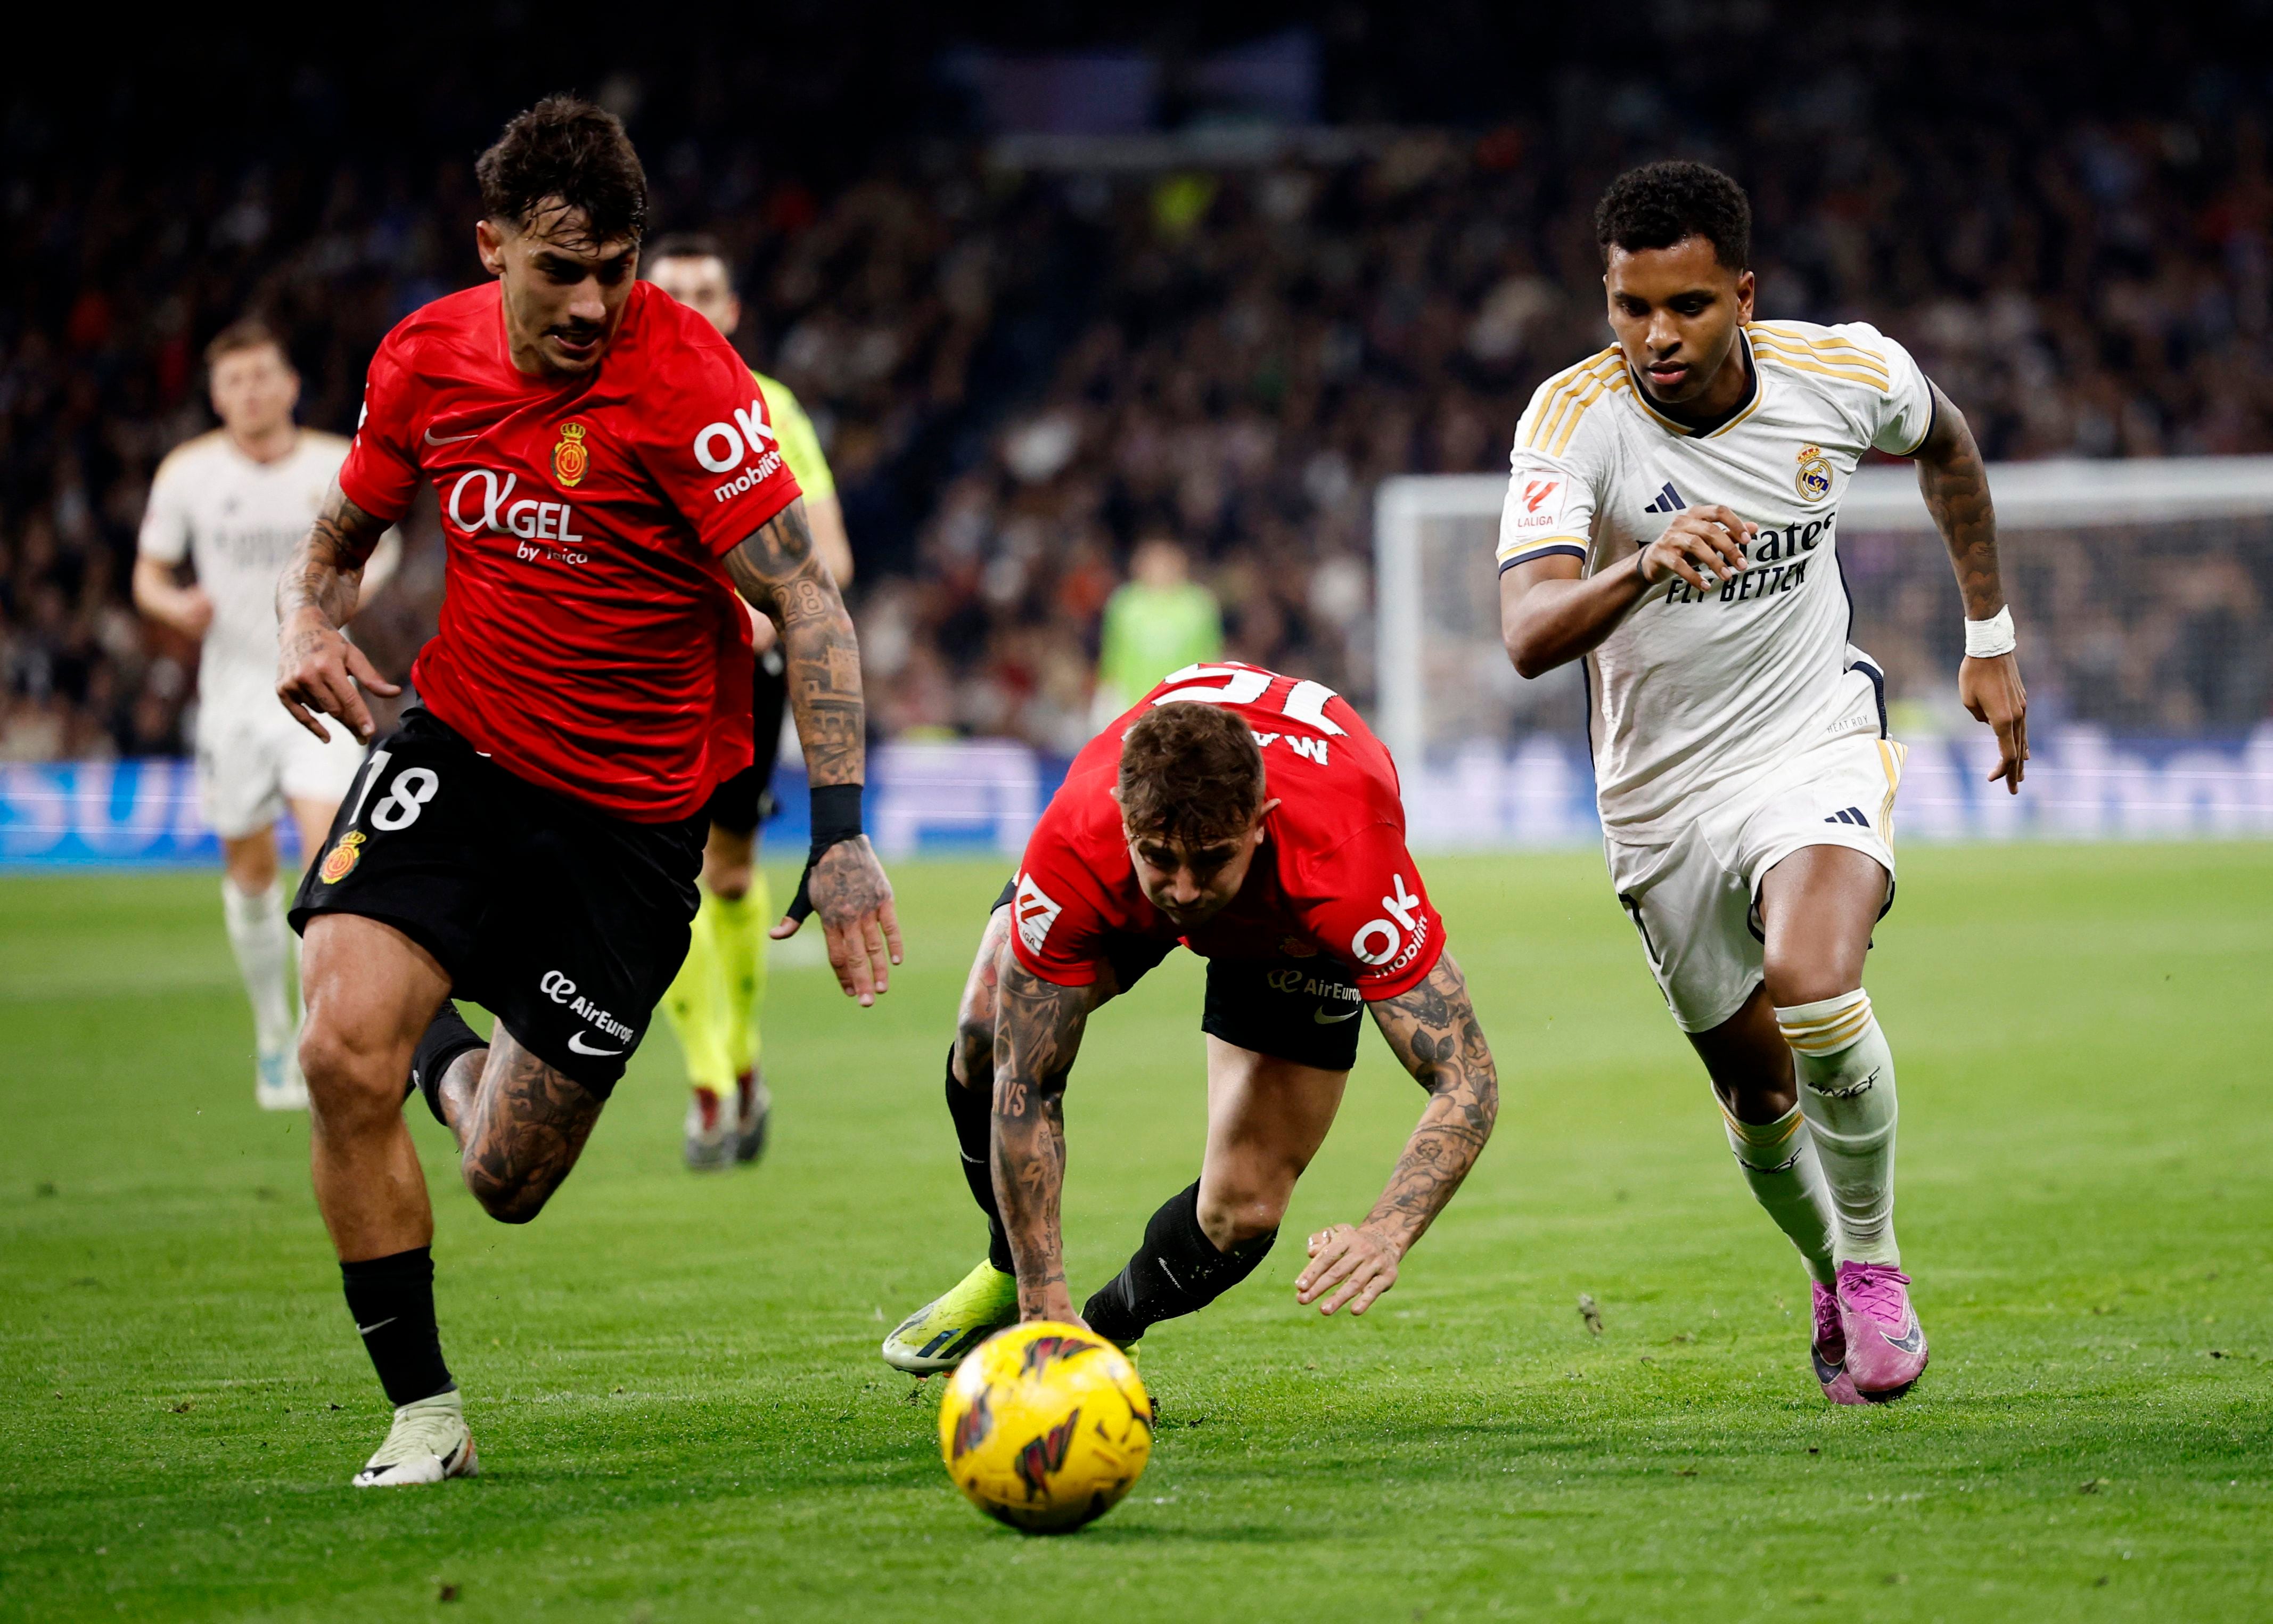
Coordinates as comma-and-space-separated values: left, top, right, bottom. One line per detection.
1642, 481, 1687, 514
1824, 806, 1869, 827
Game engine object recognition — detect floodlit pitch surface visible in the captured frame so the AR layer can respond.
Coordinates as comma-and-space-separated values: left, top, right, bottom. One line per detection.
3, 846, 2268, 1621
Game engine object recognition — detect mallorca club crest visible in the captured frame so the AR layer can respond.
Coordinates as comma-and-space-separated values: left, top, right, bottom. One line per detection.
552, 421, 590, 488
318, 830, 366, 884
1794, 444, 1833, 503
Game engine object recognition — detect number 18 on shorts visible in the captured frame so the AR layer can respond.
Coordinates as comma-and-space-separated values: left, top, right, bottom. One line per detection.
289, 708, 706, 1092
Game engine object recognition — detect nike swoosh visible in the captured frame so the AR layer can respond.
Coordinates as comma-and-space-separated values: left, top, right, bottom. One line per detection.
356, 1317, 397, 1336
567, 1032, 626, 1056
1313, 1006, 1360, 1023
1883, 1321, 1925, 1354
423, 427, 482, 445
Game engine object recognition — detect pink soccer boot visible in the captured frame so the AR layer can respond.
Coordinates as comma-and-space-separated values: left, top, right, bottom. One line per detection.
1837, 1261, 1929, 1400
1811, 1281, 1865, 1405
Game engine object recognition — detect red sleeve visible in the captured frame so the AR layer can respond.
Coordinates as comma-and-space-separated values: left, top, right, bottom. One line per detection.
336, 330, 422, 525
1301, 823, 1445, 1000
1006, 829, 1113, 990
634, 316, 804, 557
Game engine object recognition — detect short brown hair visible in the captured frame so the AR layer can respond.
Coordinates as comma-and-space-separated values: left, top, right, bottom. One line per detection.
1116, 702, 1266, 847
477, 95, 647, 247
203, 319, 287, 370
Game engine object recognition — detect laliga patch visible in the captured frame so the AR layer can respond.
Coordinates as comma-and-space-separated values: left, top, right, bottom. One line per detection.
1511, 474, 1562, 529
318, 830, 366, 884
552, 421, 590, 488
1013, 874, 1062, 955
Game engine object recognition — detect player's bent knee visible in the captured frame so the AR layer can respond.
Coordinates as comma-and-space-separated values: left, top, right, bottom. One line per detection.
1197, 1184, 1290, 1247
461, 1162, 556, 1225
1762, 952, 1861, 1011
298, 1016, 403, 1112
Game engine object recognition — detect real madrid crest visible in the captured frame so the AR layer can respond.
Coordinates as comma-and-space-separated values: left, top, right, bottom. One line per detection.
1794, 444, 1832, 503
553, 421, 589, 488
318, 830, 366, 884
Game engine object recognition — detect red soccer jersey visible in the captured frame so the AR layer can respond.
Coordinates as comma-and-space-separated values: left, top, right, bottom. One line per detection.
338, 280, 801, 821
1008, 663, 1445, 1001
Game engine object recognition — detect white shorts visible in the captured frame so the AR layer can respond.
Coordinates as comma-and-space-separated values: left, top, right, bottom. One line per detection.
1604, 730, 1908, 1033
194, 701, 367, 841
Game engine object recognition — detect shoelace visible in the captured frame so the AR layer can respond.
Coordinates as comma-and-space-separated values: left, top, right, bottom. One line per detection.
1812, 1288, 1844, 1351
1844, 1264, 1913, 1326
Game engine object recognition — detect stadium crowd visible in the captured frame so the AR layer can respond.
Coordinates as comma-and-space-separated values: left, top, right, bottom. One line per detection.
6, 8, 2272, 765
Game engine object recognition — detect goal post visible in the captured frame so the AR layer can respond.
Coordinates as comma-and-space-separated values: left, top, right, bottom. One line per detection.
1372, 456, 2273, 847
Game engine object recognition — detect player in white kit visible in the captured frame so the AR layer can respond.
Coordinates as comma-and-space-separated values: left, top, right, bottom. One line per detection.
135, 321, 398, 1110
1497, 164, 2027, 1404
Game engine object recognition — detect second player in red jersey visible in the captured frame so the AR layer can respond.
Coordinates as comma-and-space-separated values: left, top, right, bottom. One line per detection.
882, 665, 1502, 1373
1007, 663, 1444, 1000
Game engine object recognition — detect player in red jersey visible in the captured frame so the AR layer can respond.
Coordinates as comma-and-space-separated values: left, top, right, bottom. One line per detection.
881, 664, 1500, 1373
271, 98, 899, 1487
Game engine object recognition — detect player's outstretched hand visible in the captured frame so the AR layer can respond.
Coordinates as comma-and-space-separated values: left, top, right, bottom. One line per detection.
1296, 1223, 1401, 1317
276, 610, 400, 744
1960, 650, 2029, 793
773, 835, 904, 1006
1638, 504, 1756, 594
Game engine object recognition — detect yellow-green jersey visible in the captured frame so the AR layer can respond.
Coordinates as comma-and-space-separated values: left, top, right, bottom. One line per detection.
753, 371, 834, 504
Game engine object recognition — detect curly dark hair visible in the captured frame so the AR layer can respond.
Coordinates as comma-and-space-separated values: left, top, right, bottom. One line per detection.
1594, 161, 1751, 271
1117, 701, 1266, 847
475, 95, 647, 248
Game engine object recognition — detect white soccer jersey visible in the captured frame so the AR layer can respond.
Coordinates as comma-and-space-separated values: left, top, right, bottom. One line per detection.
138, 430, 398, 718
1497, 319, 1935, 836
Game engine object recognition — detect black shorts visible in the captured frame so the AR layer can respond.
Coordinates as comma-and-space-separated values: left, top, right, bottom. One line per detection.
987, 879, 1365, 1072
704, 649, 789, 836
290, 708, 705, 1094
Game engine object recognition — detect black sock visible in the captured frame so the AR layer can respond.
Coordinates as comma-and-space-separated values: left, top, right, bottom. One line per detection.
1082, 1180, 1277, 1344
409, 1002, 486, 1127
943, 1047, 1015, 1273
341, 1246, 455, 1408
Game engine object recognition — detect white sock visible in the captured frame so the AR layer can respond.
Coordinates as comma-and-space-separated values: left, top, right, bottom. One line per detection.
1720, 1102, 1839, 1289
222, 879, 293, 1056
1778, 989, 1900, 1267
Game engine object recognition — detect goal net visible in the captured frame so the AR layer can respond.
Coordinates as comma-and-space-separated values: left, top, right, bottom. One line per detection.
1372, 458, 2273, 848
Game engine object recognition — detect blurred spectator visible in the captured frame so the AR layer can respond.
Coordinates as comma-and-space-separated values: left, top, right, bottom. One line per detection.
6, 5, 2273, 764
1094, 537, 1222, 718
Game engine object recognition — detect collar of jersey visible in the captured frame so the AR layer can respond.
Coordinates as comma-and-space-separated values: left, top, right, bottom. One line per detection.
1624, 328, 1762, 441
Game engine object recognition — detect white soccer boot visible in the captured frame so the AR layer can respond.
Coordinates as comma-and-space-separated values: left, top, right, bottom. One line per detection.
256, 1046, 308, 1112
685, 1088, 735, 1170
351, 1389, 479, 1488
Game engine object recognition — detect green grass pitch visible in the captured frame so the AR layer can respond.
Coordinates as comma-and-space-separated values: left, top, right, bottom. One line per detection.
2, 844, 2269, 1621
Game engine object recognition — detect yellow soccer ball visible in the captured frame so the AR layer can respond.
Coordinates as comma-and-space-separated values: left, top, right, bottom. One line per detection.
938, 1320, 1153, 1533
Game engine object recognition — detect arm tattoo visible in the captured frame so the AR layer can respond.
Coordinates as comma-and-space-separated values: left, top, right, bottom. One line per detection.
1914, 382, 2006, 621
277, 482, 388, 632
990, 958, 1101, 1317
723, 498, 866, 788
1363, 953, 1499, 1250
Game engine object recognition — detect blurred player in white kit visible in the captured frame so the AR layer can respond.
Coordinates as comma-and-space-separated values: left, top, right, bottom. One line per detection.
134, 320, 398, 1110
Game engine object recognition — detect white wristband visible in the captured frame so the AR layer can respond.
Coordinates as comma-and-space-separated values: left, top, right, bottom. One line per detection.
1964, 605, 2016, 659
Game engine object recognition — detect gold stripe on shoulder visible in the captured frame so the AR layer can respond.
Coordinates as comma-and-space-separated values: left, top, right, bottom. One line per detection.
1526, 349, 1622, 450
1748, 325, 1892, 376
1536, 350, 1627, 448
1751, 342, 1892, 393
1549, 371, 1627, 457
